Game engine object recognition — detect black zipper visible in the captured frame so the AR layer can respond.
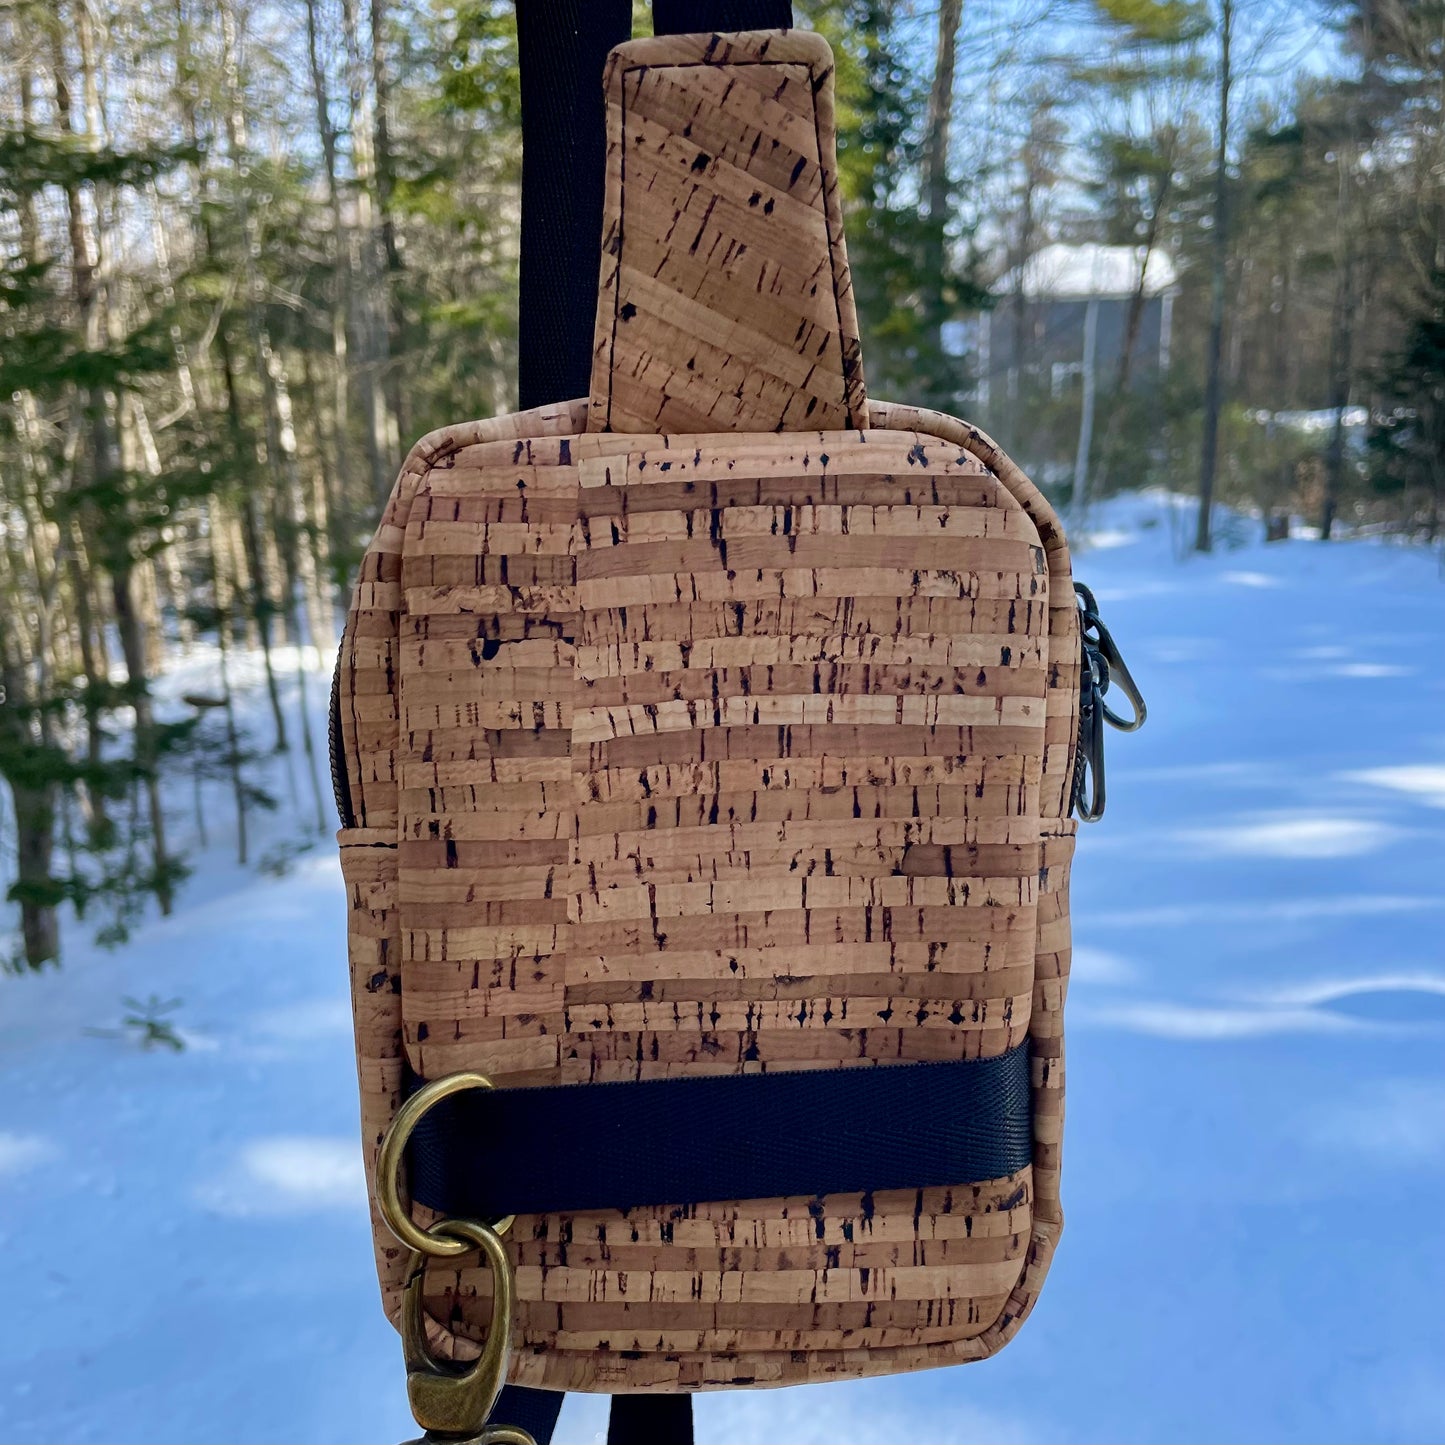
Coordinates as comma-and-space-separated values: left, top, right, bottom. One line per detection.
329, 637, 357, 830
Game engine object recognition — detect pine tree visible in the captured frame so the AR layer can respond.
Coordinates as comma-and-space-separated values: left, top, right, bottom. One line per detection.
1368, 265, 1445, 538
805, 0, 982, 409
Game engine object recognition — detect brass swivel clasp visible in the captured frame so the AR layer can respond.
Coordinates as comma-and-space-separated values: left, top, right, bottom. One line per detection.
379, 1073, 535, 1445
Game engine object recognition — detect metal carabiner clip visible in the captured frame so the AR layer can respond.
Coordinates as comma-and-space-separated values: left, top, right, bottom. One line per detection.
400, 1218, 533, 1445
1093, 620, 1146, 733
379, 1074, 535, 1445
1072, 641, 1108, 823
1071, 582, 1146, 822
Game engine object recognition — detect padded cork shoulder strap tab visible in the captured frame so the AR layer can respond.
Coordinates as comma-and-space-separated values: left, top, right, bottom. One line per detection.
587, 29, 867, 434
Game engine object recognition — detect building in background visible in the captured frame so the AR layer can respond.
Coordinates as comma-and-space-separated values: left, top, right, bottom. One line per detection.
973, 243, 1178, 405
944, 243, 1179, 495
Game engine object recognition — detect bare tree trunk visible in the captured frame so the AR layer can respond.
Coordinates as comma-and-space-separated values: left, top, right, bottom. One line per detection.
110, 569, 174, 913
1090, 163, 1175, 500
1321, 152, 1359, 540
305, 0, 358, 522
921, 0, 962, 358
1007, 104, 1058, 435
142, 186, 201, 654
253, 339, 330, 831
256, 325, 329, 662
209, 502, 251, 864
124, 398, 172, 670
1117, 179, 1172, 398
220, 0, 310, 751
1320, 262, 1355, 541
0, 651, 60, 968
0, 492, 60, 966
290, 631, 330, 836
174, 13, 290, 749
52, 6, 174, 909
219, 327, 288, 750
1072, 297, 1099, 516
1196, 0, 1233, 554
61, 522, 110, 836
370, 0, 408, 443
342, 0, 399, 506
17, 66, 43, 259
297, 343, 337, 650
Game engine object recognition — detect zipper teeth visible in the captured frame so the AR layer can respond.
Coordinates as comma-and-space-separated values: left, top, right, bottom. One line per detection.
1069, 587, 1095, 821
329, 637, 357, 830
1068, 641, 1087, 819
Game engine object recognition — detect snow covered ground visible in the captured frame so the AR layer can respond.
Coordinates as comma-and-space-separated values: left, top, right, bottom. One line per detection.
3, 493, 1443, 1444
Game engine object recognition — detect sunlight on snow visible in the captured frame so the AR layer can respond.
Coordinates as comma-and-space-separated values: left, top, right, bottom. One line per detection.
1075, 527, 1135, 551
1067, 946, 1137, 985
0, 1132, 57, 1178
1141, 636, 1223, 664
250, 997, 355, 1040
1258, 973, 1445, 1008
1310, 1081, 1445, 1164
700, 1383, 1036, 1445
1072, 975, 1445, 1040
1089, 894, 1445, 928
1260, 646, 1417, 682
194, 1136, 365, 1216
1328, 661, 1413, 678
1069, 1000, 1364, 1040
1343, 765, 1445, 809
565, 1383, 1038, 1445
1123, 759, 1279, 782
1174, 814, 1404, 859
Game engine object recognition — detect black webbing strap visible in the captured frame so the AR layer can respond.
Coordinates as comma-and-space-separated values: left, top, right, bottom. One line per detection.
410, 1046, 1033, 1221
515, 0, 632, 410
653, 0, 793, 29
489, 1385, 566, 1444
609, 1394, 696, 1445
486, 1384, 694, 1445
514, 0, 795, 412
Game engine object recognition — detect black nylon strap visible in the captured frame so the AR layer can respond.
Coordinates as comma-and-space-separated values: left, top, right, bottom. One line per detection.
653, 0, 793, 29
487, 1386, 565, 1444
609, 1394, 695, 1445
485, 1387, 692, 1445
514, 0, 792, 411
408, 1046, 1033, 1221
515, 0, 631, 410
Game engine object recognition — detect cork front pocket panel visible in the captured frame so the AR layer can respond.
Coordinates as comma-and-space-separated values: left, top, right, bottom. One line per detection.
394, 429, 1053, 1390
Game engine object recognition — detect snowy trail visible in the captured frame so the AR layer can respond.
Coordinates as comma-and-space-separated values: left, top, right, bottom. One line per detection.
3, 497, 1443, 1444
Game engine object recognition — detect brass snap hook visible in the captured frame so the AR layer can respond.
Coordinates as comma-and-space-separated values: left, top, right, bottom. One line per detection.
400, 1218, 532, 1444
377, 1072, 515, 1258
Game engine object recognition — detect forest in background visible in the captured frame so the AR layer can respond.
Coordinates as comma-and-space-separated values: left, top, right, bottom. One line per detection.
1, 0, 1442, 970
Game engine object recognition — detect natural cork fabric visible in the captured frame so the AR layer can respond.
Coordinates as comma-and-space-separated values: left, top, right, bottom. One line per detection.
337, 29, 1079, 1395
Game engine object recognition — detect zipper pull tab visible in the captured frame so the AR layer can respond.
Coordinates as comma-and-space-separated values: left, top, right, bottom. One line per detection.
1071, 582, 1146, 823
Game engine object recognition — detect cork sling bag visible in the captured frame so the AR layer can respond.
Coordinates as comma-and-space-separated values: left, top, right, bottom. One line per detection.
332, 25, 1142, 1443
